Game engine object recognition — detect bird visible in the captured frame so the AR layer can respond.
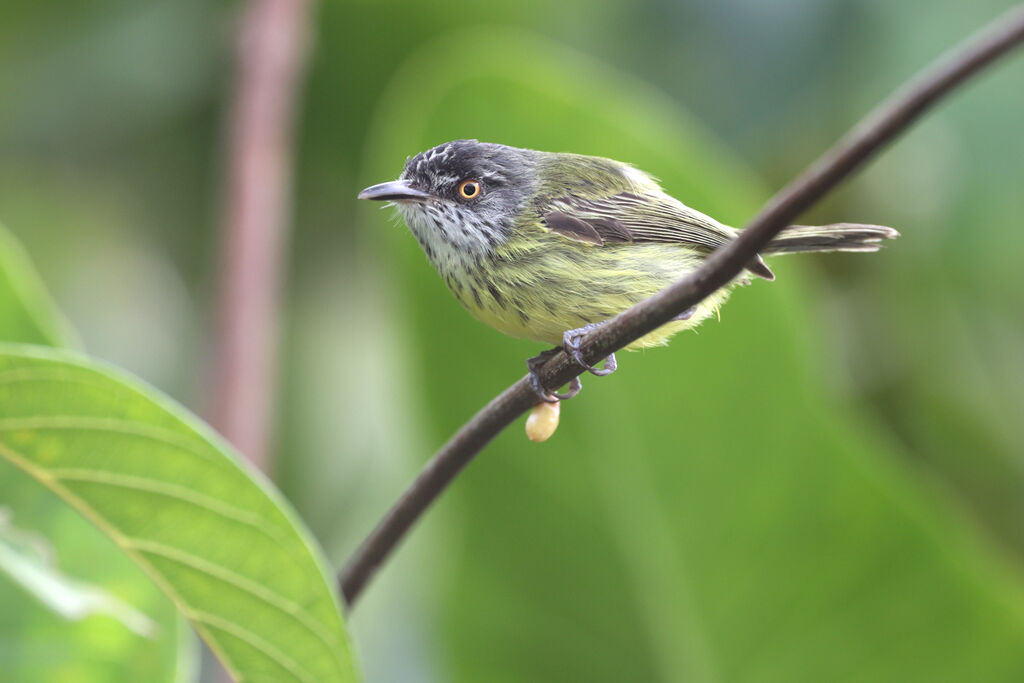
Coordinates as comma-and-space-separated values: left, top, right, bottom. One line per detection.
359, 139, 897, 401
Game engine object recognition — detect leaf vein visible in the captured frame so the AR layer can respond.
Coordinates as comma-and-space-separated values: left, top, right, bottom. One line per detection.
127, 538, 343, 656
0, 366, 103, 388
48, 468, 271, 533
0, 416, 213, 461
188, 609, 317, 683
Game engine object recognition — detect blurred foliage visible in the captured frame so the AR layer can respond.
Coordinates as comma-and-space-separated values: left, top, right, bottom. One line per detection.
0, 226, 79, 349
0, 515, 158, 641
0, 223, 192, 681
2, 0, 1024, 681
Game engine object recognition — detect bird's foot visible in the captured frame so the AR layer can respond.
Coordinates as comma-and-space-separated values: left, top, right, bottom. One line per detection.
526, 348, 582, 403
562, 323, 617, 377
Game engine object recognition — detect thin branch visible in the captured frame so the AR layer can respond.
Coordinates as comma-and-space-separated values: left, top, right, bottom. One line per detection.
340, 4, 1024, 609
210, 0, 314, 471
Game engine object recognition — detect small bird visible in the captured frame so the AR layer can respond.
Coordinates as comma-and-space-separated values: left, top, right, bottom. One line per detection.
359, 140, 897, 401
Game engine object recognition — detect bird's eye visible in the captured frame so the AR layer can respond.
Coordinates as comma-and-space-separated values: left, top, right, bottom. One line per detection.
458, 179, 481, 200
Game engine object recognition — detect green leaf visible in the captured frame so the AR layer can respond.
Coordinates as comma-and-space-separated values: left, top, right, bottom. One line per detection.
363, 30, 1024, 682
0, 345, 358, 683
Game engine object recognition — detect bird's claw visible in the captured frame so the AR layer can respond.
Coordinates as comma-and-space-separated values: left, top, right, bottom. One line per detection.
526, 349, 582, 402
526, 319, 618, 403
562, 325, 617, 377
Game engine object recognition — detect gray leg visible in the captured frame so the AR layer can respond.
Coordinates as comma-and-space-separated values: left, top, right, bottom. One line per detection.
526, 348, 582, 402
562, 322, 618, 377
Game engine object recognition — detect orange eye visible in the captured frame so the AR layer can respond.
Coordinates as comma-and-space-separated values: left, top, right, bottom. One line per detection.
458, 179, 481, 199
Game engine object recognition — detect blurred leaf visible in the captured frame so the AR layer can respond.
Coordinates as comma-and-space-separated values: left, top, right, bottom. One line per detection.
362, 29, 1024, 682
0, 345, 359, 683
0, 510, 157, 637
0, 222, 192, 682
0, 223, 79, 349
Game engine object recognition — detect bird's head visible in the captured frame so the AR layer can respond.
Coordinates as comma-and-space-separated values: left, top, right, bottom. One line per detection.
359, 140, 536, 255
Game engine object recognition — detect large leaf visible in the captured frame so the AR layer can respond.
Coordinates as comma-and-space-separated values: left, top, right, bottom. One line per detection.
0, 345, 358, 683
0, 222, 193, 682
361, 29, 1024, 681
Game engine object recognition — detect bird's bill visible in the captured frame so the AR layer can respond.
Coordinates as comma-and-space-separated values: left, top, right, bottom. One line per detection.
357, 179, 432, 202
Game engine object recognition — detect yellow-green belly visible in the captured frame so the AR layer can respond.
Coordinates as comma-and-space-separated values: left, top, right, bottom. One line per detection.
443, 233, 735, 349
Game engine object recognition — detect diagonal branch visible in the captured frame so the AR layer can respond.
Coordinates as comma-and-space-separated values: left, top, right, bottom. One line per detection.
340, 4, 1024, 609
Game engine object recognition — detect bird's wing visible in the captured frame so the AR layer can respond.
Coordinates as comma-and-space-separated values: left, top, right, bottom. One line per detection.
541, 192, 775, 279
542, 192, 736, 251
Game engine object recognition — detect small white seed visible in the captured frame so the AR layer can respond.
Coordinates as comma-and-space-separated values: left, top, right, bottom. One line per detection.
526, 400, 561, 442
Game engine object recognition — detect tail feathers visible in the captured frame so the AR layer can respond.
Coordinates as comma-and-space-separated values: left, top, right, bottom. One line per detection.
764, 223, 899, 255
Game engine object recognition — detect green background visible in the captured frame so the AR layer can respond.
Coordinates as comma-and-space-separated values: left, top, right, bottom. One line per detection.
2, 0, 1024, 680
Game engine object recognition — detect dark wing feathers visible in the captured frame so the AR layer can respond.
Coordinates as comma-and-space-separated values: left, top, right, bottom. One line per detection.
542, 192, 775, 280
586, 216, 633, 242
543, 193, 735, 251
543, 210, 604, 245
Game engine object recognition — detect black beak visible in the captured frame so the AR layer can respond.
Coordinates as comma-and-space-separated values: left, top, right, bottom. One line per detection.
357, 179, 433, 202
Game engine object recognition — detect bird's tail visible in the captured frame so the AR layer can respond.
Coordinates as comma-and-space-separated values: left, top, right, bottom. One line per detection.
764, 223, 899, 255
743, 223, 898, 280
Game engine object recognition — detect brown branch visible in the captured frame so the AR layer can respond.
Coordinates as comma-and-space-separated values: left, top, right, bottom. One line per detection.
210, 0, 314, 471
339, 4, 1024, 609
